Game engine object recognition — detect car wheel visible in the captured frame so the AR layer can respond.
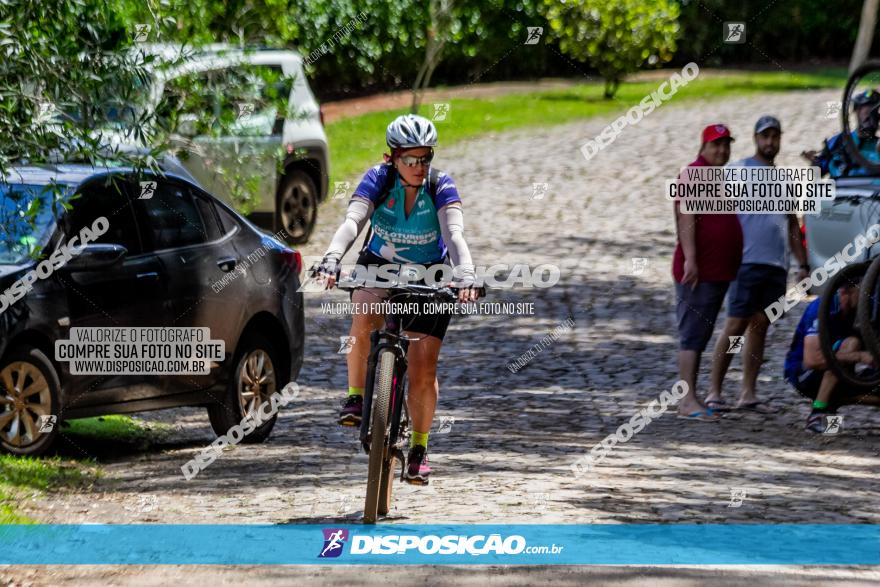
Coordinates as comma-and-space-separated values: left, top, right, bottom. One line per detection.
276, 170, 318, 245
207, 332, 282, 444
0, 346, 61, 457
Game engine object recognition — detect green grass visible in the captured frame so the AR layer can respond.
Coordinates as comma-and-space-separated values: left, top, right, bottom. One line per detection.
0, 416, 165, 523
64, 414, 171, 444
325, 68, 848, 185
0, 454, 96, 524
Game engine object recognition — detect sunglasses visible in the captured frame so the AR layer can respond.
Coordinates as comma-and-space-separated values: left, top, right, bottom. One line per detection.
398, 151, 434, 167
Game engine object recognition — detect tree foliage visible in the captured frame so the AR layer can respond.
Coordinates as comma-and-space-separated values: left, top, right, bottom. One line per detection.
543, 0, 680, 98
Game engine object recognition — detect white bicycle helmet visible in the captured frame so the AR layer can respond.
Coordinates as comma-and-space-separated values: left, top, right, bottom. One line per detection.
386, 114, 438, 149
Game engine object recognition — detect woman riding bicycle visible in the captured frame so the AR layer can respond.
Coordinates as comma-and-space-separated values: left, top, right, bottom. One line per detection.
315, 113, 478, 484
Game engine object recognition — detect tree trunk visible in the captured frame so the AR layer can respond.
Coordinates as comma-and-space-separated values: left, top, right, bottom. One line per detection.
851, 0, 879, 73
603, 78, 620, 99
410, 0, 453, 113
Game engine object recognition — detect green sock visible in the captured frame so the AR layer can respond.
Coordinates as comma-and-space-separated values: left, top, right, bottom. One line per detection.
348, 386, 364, 397
411, 430, 429, 449
812, 400, 828, 410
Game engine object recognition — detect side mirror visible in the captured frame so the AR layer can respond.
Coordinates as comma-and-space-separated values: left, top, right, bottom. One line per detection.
64, 244, 127, 271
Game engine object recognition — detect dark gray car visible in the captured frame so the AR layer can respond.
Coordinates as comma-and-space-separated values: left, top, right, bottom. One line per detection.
0, 164, 305, 456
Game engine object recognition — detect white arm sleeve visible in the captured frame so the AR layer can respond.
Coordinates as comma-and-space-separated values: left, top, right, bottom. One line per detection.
323, 196, 374, 262
438, 203, 476, 285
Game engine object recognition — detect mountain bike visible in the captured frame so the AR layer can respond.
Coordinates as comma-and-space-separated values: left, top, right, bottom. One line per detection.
818, 261, 880, 388
334, 276, 485, 524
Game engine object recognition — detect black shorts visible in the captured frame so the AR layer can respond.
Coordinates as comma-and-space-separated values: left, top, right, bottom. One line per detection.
675, 281, 729, 351
351, 250, 454, 341
727, 263, 788, 319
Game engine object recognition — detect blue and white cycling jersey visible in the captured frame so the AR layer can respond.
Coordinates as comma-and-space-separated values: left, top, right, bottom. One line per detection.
819, 132, 880, 178
352, 164, 461, 264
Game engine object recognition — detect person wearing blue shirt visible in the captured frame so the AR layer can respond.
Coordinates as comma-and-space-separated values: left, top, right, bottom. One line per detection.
802, 90, 880, 178
784, 279, 880, 432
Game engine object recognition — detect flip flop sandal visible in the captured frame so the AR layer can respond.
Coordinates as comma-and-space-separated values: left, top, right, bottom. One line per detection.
705, 399, 730, 411
677, 408, 721, 422
736, 401, 777, 414
805, 413, 826, 434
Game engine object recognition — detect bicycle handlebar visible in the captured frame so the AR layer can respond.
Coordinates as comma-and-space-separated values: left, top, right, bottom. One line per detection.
335, 277, 486, 302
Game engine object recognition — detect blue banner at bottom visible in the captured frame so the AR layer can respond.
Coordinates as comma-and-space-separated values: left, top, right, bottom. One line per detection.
1, 524, 877, 565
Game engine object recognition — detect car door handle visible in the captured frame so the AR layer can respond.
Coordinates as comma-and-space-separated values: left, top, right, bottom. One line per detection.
217, 257, 238, 272
137, 272, 159, 280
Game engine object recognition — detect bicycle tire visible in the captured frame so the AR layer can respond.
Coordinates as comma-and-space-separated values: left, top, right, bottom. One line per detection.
363, 350, 395, 524
378, 375, 406, 516
818, 262, 879, 389
840, 61, 880, 173
858, 255, 880, 372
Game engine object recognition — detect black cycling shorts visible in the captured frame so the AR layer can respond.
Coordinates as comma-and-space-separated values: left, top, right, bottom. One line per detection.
351, 249, 454, 341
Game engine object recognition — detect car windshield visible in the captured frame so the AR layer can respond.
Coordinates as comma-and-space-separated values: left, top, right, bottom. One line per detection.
0, 183, 69, 264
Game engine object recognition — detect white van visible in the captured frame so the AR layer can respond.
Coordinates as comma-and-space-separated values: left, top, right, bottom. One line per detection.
138, 44, 329, 244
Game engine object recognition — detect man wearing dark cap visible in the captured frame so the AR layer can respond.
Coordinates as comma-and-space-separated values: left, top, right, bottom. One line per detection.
706, 116, 809, 414
672, 124, 743, 421
802, 90, 880, 177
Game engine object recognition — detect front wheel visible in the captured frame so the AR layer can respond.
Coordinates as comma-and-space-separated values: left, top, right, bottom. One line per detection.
207, 332, 282, 443
363, 350, 395, 524
0, 346, 61, 457
819, 262, 879, 389
857, 256, 880, 372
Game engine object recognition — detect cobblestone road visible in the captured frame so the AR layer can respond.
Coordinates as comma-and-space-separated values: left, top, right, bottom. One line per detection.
8, 89, 880, 584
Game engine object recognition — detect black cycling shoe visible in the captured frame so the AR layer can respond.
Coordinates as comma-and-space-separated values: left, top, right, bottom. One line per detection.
338, 395, 363, 426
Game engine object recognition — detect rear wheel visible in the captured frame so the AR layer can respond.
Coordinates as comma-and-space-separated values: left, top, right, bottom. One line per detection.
363, 350, 394, 524
0, 346, 61, 457
819, 261, 878, 389
276, 170, 318, 245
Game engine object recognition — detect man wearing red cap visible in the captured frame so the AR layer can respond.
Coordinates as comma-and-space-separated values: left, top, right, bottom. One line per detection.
672, 124, 743, 421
